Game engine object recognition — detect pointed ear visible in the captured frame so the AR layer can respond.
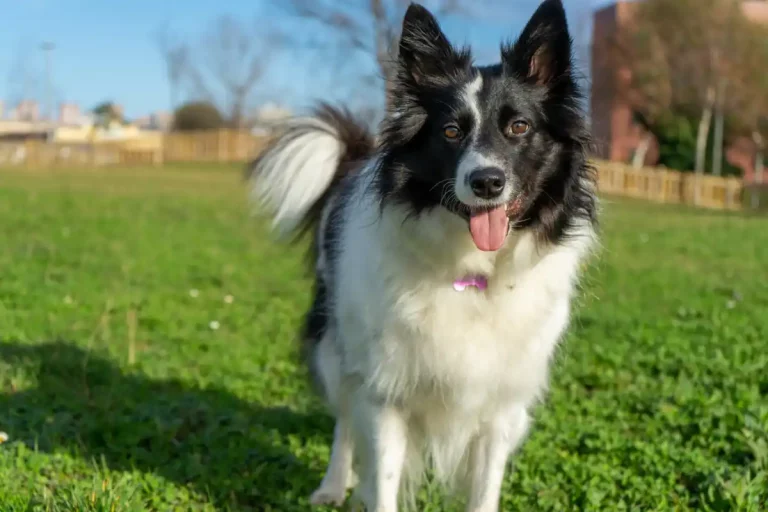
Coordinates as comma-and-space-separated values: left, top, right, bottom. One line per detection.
398, 3, 469, 85
503, 0, 572, 86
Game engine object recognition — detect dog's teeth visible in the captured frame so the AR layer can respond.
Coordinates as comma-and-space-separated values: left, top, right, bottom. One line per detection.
453, 283, 467, 291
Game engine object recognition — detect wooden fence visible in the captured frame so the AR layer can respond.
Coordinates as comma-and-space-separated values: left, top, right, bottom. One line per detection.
0, 130, 267, 169
163, 130, 266, 163
596, 160, 744, 211
0, 140, 163, 168
0, 130, 750, 211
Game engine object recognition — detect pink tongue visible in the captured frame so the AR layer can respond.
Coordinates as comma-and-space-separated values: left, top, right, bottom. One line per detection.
469, 206, 509, 252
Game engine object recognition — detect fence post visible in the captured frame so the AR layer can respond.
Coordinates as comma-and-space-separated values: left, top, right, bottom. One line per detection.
24, 139, 33, 169
161, 133, 169, 164
753, 151, 764, 210
217, 130, 226, 162
693, 173, 700, 207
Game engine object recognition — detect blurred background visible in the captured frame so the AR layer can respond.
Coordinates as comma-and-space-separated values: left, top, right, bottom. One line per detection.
0, 1, 766, 511
0, 0, 766, 202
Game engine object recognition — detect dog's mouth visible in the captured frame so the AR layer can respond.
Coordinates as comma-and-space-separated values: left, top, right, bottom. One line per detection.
453, 197, 524, 222
447, 197, 525, 252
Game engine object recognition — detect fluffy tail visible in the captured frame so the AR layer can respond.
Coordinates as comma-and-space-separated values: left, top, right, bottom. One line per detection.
247, 104, 375, 238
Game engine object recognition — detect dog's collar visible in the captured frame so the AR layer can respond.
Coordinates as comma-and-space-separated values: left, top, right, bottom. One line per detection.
453, 275, 488, 291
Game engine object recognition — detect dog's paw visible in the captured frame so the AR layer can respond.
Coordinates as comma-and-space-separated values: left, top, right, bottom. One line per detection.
309, 487, 346, 507
345, 495, 365, 512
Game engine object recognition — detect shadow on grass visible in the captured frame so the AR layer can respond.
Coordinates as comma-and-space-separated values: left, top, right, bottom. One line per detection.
0, 340, 331, 511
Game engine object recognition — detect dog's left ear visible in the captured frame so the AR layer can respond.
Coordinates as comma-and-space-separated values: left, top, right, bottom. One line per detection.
503, 0, 572, 86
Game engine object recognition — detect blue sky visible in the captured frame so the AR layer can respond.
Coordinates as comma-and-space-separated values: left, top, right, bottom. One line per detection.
0, 0, 613, 119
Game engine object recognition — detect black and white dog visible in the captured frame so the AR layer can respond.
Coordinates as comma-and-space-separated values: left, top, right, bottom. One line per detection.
249, 1, 597, 510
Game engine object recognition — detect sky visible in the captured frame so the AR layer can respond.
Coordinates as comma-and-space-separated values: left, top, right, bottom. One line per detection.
0, 0, 614, 119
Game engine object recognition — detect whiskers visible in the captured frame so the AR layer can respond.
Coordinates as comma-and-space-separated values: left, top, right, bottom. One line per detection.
430, 178, 462, 214
509, 215, 532, 230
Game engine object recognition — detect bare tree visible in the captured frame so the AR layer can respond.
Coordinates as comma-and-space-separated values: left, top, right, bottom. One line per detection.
154, 24, 189, 114
5, 44, 43, 112
157, 17, 278, 129
276, 0, 504, 106
190, 16, 278, 129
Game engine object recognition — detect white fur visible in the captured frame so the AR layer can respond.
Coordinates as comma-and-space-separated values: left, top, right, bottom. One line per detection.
455, 150, 513, 206
463, 74, 484, 129
309, 162, 595, 511
310, 413, 355, 506
249, 117, 343, 236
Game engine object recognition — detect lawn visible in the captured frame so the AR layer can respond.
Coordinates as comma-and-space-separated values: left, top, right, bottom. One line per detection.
0, 165, 766, 512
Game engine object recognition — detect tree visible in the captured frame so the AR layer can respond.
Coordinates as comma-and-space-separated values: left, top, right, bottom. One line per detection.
154, 24, 188, 113
275, 0, 499, 107
731, 23, 768, 169
172, 101, 224, 131
155, 17, 279, 130
597, 0, 768, 183
186, 16, 276, 129
5, 46, 41, 108
92, 102, 125, 128
5, 42, 63, 122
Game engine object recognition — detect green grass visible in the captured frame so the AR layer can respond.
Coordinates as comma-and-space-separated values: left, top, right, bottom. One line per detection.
0, 165, 766, 511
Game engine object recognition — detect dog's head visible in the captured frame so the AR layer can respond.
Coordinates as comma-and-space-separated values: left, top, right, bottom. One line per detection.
376, 0, 594, 251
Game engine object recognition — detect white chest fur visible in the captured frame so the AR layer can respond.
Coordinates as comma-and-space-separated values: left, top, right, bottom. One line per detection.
334, 191, 592, 418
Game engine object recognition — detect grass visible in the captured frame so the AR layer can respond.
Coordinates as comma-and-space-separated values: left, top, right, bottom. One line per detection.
0, 164, 766, 511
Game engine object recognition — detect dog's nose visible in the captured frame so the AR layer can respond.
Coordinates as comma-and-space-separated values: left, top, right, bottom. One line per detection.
468, 168, 506, 199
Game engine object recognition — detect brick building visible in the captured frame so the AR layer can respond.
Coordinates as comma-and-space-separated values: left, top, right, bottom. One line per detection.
590, 0, 768, 182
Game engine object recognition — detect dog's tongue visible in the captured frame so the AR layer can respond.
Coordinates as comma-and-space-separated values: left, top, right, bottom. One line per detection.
469, 206, 509, 252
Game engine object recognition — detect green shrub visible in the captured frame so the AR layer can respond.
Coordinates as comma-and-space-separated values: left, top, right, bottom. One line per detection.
172, 101, 224, 131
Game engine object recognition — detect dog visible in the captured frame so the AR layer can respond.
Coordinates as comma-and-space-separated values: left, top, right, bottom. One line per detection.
248, 1, 597, 510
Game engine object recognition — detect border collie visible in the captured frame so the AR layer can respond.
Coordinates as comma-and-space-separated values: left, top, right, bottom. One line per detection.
248, 1, 597, 510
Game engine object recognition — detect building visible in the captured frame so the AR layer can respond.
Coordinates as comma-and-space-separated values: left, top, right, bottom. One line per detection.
0, 121, 49, 141
58, 103, 86, 126
135, 111, 173, 131
8, 100, 41, 122
591, 2, 648, 164
591, 0, 768, 181
151, 111, 172, 131
0, 101, 4, 120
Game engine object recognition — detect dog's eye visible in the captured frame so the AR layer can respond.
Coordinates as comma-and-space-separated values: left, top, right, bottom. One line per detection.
505, 120, 530, 137
443, 124, 462, 141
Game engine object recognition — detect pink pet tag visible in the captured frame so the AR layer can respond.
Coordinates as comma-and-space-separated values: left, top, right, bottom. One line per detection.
453, 275, 488, 291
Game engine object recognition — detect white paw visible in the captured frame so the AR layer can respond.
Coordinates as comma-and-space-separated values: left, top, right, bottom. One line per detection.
309, 486, 346, 507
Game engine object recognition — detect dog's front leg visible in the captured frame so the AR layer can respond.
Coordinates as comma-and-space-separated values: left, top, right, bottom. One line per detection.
310, 415, 355, 507
353, 397, 408, 512
466, 407, 530, 512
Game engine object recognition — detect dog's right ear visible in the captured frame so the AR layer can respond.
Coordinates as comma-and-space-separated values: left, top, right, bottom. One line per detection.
398, 3, 468, 86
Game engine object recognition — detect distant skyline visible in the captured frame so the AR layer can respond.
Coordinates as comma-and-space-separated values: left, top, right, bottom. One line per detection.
0, 0, 613, 119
